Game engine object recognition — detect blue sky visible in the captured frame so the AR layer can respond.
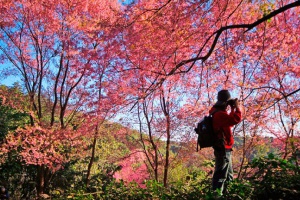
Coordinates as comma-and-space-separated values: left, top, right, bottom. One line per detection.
0, 63, 21, 86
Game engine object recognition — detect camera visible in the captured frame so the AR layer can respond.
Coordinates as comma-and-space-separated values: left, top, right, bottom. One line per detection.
227, 98, 237, 107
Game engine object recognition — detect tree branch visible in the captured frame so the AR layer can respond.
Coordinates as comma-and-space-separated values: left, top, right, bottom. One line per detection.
169, 0, 300, 76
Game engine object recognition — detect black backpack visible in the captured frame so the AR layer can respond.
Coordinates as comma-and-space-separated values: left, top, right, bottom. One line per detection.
194, 110, 219, 151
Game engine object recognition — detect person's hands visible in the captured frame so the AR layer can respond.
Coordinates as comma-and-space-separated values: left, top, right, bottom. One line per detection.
234, 99, 240, 109
229, 98, 239, 109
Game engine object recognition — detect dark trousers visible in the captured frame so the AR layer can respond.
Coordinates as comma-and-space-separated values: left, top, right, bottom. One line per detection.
212, 149, 233, 194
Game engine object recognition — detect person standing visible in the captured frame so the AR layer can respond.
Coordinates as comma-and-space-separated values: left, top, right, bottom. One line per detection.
209, 90, 242, 196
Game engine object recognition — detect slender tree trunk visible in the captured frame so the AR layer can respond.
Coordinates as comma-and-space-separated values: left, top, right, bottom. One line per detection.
146, 116, 159, 181
86, 124, 98, 187
36, 165, 44, 196
163, 114, 171, 187
138, 100, 160, 181
237, 62, 247, 179
161, 89, 171, 187
237, 119, 246, 179
36, 165, 50, 196
145, 120, 159, 181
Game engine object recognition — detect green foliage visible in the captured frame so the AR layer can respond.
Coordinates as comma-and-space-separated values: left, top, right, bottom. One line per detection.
101, 180, 149, 200
0, 84, 30, 140
97, 174, 213, 200
0, 159, 37, 199
247, 153, 300, 200
0, 84, 34, 199
168, 162, 189, 184
2, 150, 300, 199
226, 179, 252, 200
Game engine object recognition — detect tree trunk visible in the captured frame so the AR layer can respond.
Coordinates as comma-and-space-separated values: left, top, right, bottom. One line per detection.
163, 114, 171, 187
86, 124, 98, 187
36, 165, 45, 196
36, 164, 52, 198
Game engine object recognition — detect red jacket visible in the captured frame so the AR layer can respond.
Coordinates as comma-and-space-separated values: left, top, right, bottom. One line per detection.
209, 107, 242, 149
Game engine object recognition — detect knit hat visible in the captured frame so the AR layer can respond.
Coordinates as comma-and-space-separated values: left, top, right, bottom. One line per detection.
215, 90, 231, 106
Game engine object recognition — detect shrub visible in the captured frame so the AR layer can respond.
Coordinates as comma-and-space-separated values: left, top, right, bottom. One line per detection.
247, 153, 300, 200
